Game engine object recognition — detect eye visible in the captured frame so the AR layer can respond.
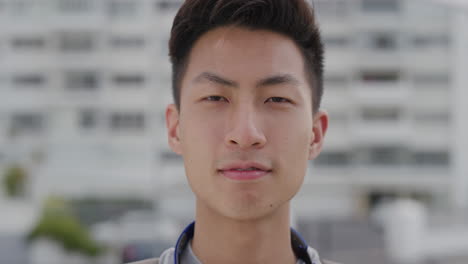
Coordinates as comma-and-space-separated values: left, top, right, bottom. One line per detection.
203, 95, 228, 102
265, 97, 292, 104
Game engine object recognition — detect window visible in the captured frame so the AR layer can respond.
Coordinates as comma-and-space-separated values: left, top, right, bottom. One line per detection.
160, 150, 182, 163
361, 0, 400, 12
413, 73, 450, 87
314, 151, 351, 167
314, 0, 348, 17
156, 0, 183, 10
362, 146, 406, 166
10, 113, 44, 135
323, 36, 349, 48
10, 0, 33, 14
110, 112, 145, 131
328, 112, 348, 123
324, 75, 348, 87
407, 2, 449, 19
360, 70, 400, 82
108, 0, 138, 17
59, 32, 95, 52
160, 111, 166, 124
78, 109, 98, 130
110, 36, 145, 49
160, 37, 169, 56
11, 36, 45, 50
412, 151, 449, 166
413, 112, 450, 125
412, 35, 450, 49
13, 74, 45, 88
58, 0, 92, 13
65, 71, 99, 90
362, 107, 400, 121
113, 74, 145, 87
372, 33, 397, 50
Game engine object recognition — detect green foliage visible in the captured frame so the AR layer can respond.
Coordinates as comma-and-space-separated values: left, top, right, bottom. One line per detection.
70, 197, 153, 226
27, 196, 104, 257
2, 165, 27, 197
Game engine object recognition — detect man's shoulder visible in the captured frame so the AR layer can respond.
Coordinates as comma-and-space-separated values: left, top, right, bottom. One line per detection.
127, 257, 341, 264
126, 247, 174, 264
322, 259, 342, 264
127, 258, 159, 264
126, 246, 343, 264
307, 246, 342, 264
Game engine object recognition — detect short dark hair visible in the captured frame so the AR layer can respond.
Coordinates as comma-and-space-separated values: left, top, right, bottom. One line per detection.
169, 0, 324, 113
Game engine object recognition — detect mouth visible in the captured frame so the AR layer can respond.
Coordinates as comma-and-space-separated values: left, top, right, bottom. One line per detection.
218, 162, 272, 181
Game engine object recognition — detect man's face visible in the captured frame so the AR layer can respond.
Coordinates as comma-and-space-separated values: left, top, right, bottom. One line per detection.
166, 26, 328, 220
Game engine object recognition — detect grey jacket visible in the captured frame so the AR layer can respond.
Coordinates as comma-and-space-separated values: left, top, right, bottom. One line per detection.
128, 222, 341, 264
129, 247, 341, 264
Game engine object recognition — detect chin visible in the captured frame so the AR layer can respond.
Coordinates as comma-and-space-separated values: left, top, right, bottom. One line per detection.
217, 200, 284, 221
223, 211, 271, 222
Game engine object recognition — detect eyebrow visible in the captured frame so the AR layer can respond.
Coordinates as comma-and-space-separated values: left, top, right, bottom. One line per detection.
192, 72, 300, 89
256, 74, 300, 88
193, 72, 239, 87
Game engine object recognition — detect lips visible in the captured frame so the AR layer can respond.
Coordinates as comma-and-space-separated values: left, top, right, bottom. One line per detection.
218, 162, 272, 181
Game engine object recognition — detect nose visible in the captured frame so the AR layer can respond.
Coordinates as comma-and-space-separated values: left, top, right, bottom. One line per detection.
224, 105, 267, 150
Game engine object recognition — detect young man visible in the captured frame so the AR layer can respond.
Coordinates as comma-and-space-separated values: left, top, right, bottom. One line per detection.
132, 0, 335, 263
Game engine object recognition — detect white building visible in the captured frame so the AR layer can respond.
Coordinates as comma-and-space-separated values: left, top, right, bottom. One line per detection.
306, 0, 468, 218
0, 0, 466, 222
0, 0, 166, 202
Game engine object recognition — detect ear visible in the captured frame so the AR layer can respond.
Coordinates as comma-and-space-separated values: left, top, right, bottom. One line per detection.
166, 104, 182, 155
308, 110, 329, 160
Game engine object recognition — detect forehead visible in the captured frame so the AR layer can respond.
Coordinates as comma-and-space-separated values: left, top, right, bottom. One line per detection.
181, 26, 309, 93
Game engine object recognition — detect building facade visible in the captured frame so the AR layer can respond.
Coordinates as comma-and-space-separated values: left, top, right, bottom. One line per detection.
0, 0, 466, 221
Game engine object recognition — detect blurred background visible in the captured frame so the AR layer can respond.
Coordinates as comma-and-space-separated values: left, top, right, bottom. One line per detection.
0, 0, 467, 263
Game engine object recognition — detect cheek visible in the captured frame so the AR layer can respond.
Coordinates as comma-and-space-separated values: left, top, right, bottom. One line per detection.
270, 112, 312, 148
270, 116, 312, 169
179, 113, 225, 162
180, 119, 218, 187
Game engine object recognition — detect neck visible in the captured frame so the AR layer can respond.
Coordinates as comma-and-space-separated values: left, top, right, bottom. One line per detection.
191, 201, 297, 264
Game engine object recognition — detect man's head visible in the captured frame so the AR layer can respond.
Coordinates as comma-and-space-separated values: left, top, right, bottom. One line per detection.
166, 0, 328, 221
169, 0, 324, 114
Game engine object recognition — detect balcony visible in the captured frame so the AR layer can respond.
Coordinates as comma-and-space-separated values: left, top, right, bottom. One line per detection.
357, 0, 403, 27
351, 118, 411, 144
352, 81, 410, 106
403, 49, 450, 73
307, 163, 450, 191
